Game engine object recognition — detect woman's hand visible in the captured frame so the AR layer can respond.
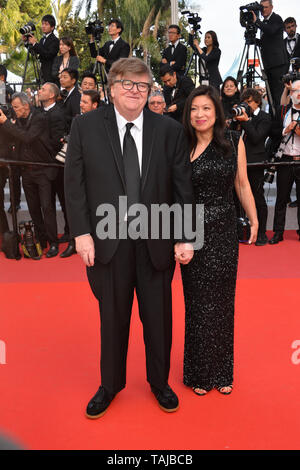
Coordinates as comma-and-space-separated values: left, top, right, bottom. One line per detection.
248, 221, 258, 245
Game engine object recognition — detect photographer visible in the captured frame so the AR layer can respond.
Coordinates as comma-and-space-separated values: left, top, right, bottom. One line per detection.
193, 30, 223, 90
269, 79, 300, 244
0, 65, 14, 104
280, 58, 300, 106
235, 88, 272, 245
161, 25, 187, 77
252, 0, 288, 107
283, 17, 300, 66
88, 19, 130, 74
160, 64, 195, 122
0, 92, 59, 257
59, 68, 81, 135
23, 14, 59, 84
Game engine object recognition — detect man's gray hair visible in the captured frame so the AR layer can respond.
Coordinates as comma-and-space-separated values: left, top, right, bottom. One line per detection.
261, 0, 273, 5
108, 57, 153, 90
44, 82, 60, 100
148, 91, 165, 102
11, 92, 31, 106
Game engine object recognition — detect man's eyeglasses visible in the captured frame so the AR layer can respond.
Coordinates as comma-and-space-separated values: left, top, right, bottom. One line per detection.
150, 101, 165, 106
114, 79, 151, 93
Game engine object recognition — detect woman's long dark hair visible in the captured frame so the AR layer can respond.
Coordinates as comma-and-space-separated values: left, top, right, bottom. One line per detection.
220, 76, 240, 100
60, 37, 77, 56
206, 30, 219, 49
183, 85, 231, 157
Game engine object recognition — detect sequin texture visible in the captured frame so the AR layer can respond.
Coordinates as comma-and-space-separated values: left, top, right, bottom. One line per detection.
181, 131, 240, 391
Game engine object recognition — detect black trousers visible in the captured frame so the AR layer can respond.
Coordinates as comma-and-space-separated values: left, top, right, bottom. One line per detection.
22, 168, 58, 244
86, 238, 175, 396
52, 166, 69, 235
273, 157, 300, 233
0, 167, 9, 234
265, 64, 287, 108
247, 167, 268, 235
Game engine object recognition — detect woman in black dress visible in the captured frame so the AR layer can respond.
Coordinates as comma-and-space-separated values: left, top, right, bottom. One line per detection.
52, 37, 80, 86
193, 31, 222, 90
180, 86, 258, 396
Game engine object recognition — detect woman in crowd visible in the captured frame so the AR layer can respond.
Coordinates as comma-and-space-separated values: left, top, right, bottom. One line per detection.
52, 37, 79, 86
220, 76, 241, 130
193, 31, 222, 90
180, 85, 258, 396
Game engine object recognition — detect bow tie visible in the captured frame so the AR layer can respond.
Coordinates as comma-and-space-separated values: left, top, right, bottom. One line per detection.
287, 37, 296, 42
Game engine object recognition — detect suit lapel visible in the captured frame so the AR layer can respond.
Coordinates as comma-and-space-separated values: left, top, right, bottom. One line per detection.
103, 105, 126, 190
141, 109, 156, 192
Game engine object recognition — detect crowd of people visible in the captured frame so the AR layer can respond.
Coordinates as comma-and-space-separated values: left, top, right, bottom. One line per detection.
0, 0, 299, 416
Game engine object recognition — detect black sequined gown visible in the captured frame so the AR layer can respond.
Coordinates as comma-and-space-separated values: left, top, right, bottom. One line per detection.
181, 132, 239, 390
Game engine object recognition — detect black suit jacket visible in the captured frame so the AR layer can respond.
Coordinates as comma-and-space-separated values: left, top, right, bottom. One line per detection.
65, 105, 194, 270
161, 42, 187, 74
89, 37, 130, 73
43, 103, 65, 154
256, 13, 288, 70
240, 109, 272, 163
61, 86, 81, 134
51, 55, 80, 84
31, 32, 60, 83
197, 47, 222, 89
284, 34, 300, 62
163, 75, 195, 122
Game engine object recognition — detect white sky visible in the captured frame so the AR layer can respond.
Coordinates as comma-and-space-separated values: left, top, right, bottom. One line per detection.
187, 0, 300, 77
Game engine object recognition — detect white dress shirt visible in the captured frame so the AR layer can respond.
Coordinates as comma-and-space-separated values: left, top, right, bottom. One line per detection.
114, 106, 143, 174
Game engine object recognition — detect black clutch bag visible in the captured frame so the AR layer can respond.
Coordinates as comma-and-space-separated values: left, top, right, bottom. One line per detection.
237, 216, 251, 243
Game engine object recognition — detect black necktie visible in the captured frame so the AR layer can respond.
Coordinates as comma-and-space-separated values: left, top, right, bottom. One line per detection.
123, 123, 140, 212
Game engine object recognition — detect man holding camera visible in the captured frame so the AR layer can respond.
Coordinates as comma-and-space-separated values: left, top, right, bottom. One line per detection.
161, 25, 187, 77
0, 92, 59, 257
22, 14, 59, 84
251, 1, 288, 107
235, 88, 272, 245
269, 79, 300, 244
89, 19, 130, 74
160, 65, 195, 122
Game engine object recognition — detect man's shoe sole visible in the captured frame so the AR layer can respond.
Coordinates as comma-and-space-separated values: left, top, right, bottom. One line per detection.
158, 403, 179, 413
85, 408, 108, 419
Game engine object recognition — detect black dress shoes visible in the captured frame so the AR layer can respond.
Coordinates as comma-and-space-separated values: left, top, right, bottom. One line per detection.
46, 243, 59, 258
151, 384, 179, 412
60, 239, 76, 258
86, 386, 115, 419
269, 232, 284, 245
255, 233, 269, 246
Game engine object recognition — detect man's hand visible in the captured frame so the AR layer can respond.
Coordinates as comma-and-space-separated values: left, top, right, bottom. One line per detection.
167, 104, 177, 113
96, 55, 106, 64
27, 35, 37, 46
174, 243, 194, 265
161, 58, 167, 64
284, 120, 298, 135
75, 234, 95, 267
235, 110, 250, 122
170, 61, 175, 66
0, 109, 7, 124
251, 11, 257, 23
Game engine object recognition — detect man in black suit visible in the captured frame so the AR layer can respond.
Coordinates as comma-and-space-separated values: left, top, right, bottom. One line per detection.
160, 64, 195, 122
252, 0, 288, 107
284, 17, 300, 68
89, 19, 130, 75
161, 25, 187, 76
24, 14, 59, 84
65, 57, 194, 418
0, 92, 59, 257
235, 88, 272, 245
59, 68, 81, 135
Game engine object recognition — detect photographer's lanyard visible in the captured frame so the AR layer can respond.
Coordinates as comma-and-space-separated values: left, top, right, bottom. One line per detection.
282, 108, 300, 153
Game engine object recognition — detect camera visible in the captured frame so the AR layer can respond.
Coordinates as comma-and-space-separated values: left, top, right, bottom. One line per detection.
231, 102, 251, 117
240, 2, 263, 24
264, 156, 277, 183
0, 104, 13, 120
18, 220, 43, 260
281, 71, 300, 84
20, 21, 36, 37
182, 10, 202, 33
85, 15, 104, 41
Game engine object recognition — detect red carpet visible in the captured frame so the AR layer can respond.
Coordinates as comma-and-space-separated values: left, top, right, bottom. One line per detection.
0, 233, 300, 450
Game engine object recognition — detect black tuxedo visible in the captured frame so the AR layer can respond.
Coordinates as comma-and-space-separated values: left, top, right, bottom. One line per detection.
161, 42, 187, 75
31, 32, 59, 83
1, 109, 58, 244
284, 34, 300, 63
61, 86, 81, 135
240, 110, 272, 235
255, 12, 288, 106
197, 47, 222, 90
163, 75, 195, 122
65, 105, 194, 394
89, 37, 130, 73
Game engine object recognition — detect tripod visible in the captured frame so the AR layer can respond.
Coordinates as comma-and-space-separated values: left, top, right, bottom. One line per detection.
92, 39, 109, 102
237, 29, 275, 116
21, 43, 41, 91
184, 34, 209, 85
